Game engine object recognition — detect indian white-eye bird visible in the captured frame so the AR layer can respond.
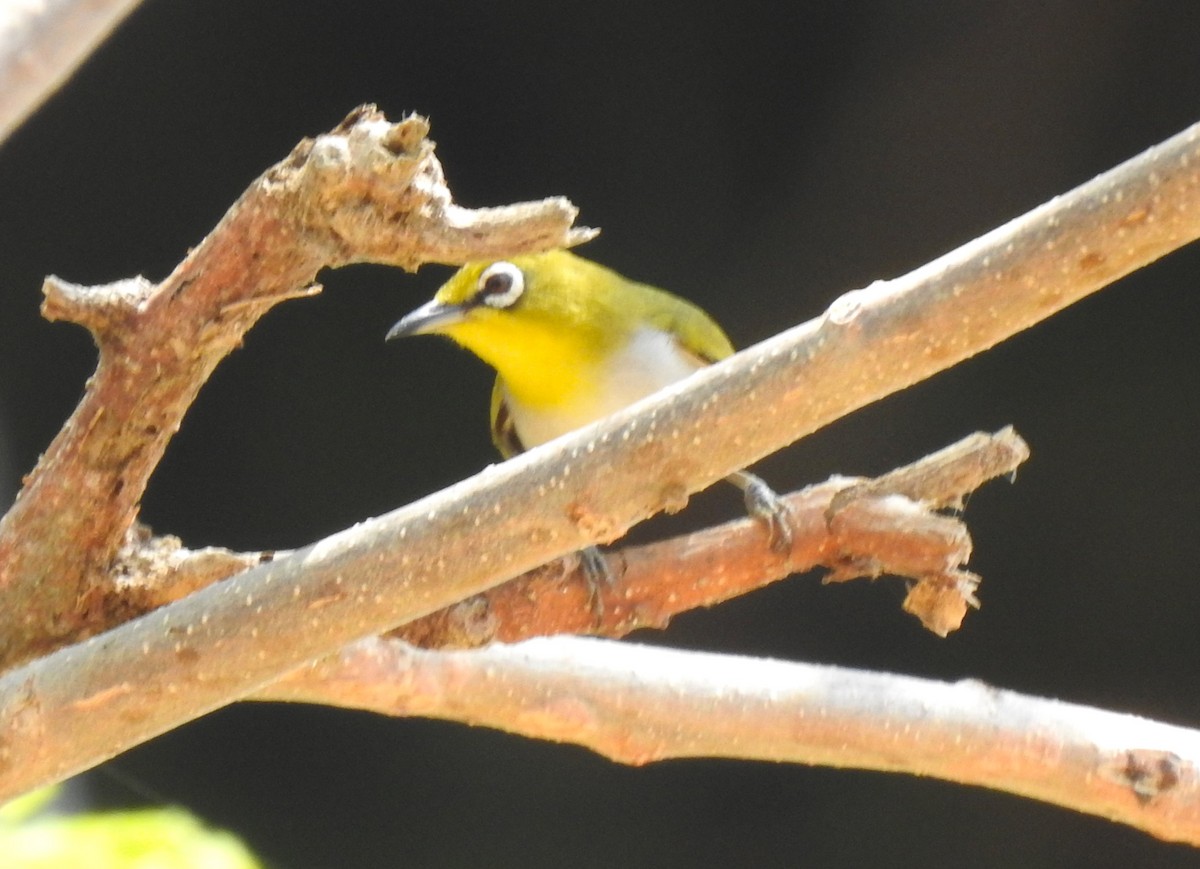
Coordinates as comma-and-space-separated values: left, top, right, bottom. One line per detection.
386, 249, 792, 586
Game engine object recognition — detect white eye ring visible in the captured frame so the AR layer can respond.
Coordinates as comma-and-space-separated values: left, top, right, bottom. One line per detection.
477, 261, 525, 309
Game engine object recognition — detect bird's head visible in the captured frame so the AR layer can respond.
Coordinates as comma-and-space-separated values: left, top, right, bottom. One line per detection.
387, 250, 631, 393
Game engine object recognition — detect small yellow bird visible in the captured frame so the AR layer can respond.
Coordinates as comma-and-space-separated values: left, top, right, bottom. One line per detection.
387, 249, 791, 583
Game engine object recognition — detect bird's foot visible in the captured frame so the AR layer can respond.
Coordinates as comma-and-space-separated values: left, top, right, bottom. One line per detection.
727, 470, 794, 553
576, 545, 614, 628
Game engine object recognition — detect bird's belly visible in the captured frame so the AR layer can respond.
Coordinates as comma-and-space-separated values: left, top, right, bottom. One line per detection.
506, 327, 705, 448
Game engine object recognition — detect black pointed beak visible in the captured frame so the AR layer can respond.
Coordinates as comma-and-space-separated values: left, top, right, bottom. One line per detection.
386, 299, 468, 340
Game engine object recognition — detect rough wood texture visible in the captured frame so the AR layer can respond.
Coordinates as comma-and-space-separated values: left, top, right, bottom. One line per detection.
0, 107, 592, 668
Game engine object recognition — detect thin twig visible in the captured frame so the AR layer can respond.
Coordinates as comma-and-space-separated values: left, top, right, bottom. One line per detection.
263, 636, 1200, 846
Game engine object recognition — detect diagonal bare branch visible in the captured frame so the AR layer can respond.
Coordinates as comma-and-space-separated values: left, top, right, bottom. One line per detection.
264, 635, 1200, 846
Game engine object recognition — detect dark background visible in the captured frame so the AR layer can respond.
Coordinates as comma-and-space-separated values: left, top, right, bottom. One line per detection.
3, 2, 1200, 867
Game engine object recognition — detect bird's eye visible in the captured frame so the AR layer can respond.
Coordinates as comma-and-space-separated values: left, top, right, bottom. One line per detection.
477, 261, 525, 309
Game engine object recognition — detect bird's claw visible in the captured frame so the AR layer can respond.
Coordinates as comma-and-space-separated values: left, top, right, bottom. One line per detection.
576, 545, 613, 627
737, 472, 794, 553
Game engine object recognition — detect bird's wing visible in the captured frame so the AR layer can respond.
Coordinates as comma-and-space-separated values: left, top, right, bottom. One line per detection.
642, 288, 735, 365
489, 376, 526, 459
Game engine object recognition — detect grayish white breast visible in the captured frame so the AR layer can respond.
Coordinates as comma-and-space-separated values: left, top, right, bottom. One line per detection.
504, 326, 706, 448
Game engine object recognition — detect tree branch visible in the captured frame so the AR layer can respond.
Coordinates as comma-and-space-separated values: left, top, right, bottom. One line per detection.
0, 0, 146, 144
1, 113, 1198, 803
117, 427, 1025, 643
0, 106, 593, 667
388, 426, 1026, 644
264, 635, 1200, 846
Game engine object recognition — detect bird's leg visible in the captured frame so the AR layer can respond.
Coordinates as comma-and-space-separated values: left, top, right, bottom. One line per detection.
569, 474, 790, 627
575, 545, 614, 627
726, 470, 794, 552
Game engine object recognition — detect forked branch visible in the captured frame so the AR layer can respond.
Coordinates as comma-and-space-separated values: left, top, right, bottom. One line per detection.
0, 106, 593, 668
